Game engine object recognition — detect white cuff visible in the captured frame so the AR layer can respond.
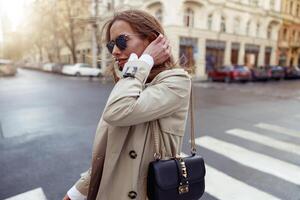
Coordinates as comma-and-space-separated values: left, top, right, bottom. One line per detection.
139, 54, 154, 68
128, 53, 138, 61
122, 53, 138, 75
67, 185, 87, 200
122, 53, 154, 76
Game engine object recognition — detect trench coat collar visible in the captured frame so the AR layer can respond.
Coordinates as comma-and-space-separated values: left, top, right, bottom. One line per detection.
147, 68, 190, 86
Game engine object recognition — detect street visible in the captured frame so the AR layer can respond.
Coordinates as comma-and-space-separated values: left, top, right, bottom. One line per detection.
0, 69, 300, 200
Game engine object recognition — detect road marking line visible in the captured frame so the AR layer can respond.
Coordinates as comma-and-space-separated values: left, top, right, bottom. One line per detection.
4, 188, 47, 200
226, 129, 300, 156
195, 136, 300, 185
255, 123, 300, 139
181, 152, 280, 200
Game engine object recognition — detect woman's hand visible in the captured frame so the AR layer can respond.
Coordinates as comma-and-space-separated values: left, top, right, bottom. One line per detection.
143, 34, 171, 65
62, 194, 71, 200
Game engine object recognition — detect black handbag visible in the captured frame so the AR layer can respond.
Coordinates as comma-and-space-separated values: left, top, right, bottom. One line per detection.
147, 87, 206, 200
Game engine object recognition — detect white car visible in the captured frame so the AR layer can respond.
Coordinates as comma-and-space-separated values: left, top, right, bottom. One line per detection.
42, 63, 55, 72
62, 63, 102, 77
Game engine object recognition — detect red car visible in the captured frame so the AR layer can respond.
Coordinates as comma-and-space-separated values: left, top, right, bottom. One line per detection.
208, 65, 252, 83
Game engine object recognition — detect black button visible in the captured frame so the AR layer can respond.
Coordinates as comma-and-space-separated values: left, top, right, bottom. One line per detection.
129, 150, 137, 159
128, 191, 137, 199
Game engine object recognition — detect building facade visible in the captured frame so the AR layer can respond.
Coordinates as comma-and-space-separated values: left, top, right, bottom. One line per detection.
278, 0, 300, 67
96, 0, 282, 79
32, 0, 284, 79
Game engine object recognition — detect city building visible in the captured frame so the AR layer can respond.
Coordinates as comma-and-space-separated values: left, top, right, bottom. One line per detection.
278, 0, 300, 67
28, 0, 283, 79
96, 0, 283, 79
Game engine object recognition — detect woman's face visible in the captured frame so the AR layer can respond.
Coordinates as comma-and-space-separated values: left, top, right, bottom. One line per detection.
109, 20, 150, 70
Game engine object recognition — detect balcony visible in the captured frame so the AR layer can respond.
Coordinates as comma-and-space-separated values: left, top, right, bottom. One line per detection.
290, 41, 300, 48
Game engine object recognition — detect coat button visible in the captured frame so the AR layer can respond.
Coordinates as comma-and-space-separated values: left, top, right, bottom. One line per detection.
129, 150, 137, 159
128, 191, 137, 199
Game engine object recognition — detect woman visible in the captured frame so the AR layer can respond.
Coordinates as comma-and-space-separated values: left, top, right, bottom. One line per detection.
63, 9, 191, 200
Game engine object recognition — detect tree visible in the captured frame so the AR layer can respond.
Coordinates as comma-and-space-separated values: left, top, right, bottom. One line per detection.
56, 0, 89, 63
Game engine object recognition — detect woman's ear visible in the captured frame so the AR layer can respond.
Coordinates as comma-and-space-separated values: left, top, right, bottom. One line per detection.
148, 31, 159, 42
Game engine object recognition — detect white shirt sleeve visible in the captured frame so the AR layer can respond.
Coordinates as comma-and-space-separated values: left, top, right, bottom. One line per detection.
139, 54, 154, 67
122, 53, 154, 77
67, 185, 87, 200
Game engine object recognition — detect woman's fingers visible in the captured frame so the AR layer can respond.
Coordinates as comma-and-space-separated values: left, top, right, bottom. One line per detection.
153, 34, 163, 44
143, 34, 171, 65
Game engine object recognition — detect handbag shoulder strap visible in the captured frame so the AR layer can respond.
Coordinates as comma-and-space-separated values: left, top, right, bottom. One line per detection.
151, 85, 196, 160
189, 86, 197, 155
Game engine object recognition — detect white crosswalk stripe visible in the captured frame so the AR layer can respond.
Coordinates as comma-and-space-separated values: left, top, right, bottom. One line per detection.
180, 153, 281, 200
255, 123, 300, 139
195, 136, 300, 185
226, 128, 300, 156
3, 188, 47, 200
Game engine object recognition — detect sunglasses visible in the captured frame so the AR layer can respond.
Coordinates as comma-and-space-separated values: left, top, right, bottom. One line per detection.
106, 34, 130, 54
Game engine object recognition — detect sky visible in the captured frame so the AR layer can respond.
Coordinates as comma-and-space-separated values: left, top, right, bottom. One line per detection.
0, 0, 30, 42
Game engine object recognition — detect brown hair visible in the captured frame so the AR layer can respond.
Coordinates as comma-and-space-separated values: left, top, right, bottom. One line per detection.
102, 9, 175, 82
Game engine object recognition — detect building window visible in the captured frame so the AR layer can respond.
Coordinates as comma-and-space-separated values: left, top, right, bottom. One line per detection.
256, 23, 260, 37
293, 30, 296, 41
231, 42, 240, 65
107, 2, 112, 11
270, 0, 275, 10
290, 1, 294, 14
184, 8, 194, 27
207, 14, 213, 30
245, 44, 260, 67
179, 37, 198, 73
205, 40, 226, 70
283, 28, 288, 40
246, 21, 251, 36
265, 47, 272, 66
267, 25, 272, 39
155, 9, 163, 23
220, 16, 226, 33
250, 0, 259, 7
233, 17, 240, 34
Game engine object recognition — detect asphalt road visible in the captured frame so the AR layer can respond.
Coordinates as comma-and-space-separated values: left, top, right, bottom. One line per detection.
0, 69, 299, 200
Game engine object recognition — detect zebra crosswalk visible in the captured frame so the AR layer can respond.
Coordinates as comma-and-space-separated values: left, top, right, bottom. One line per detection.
225, 129, 300, 156
254, 123, 300, 139
3, 120, 300, 200
180, 153, 281, 200
183, 119, 300, 200
3, 188, 47, 200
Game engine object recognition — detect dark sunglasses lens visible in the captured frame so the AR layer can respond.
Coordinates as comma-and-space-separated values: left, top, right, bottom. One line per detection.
115, 35, 127, 50
106, 41, 114, 53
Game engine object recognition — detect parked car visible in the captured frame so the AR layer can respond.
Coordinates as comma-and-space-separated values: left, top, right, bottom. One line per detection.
284, 66, 300, 79
207, 65, 251, 83
250, 66, 270, 81
62, 63, 102, 77
0, 59, 17, 76
266, 65, 285, 80
42, 63, 53, 72
42, 63, 64, 74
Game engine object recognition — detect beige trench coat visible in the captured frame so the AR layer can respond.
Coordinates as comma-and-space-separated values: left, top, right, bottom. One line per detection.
74, 60, 191, 200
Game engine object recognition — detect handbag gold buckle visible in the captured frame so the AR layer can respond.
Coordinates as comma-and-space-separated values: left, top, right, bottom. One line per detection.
178, 158, 189, 194
178, 184, 189, 194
